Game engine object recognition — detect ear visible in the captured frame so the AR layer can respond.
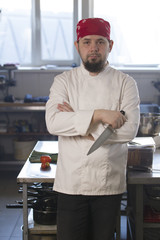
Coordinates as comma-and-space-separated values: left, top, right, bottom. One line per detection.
74, 41, 79, 54
109, 40, 114, 52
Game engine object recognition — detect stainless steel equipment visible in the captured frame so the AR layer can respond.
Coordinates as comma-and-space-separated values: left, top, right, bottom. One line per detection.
138, 113, 160, 136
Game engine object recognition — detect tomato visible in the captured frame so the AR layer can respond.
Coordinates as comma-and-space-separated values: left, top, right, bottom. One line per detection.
45, 162, 50, 167
41, 162, 47, 169
41, 161, 50, 170
40, 155, 52, 163
40, 155, 51, 170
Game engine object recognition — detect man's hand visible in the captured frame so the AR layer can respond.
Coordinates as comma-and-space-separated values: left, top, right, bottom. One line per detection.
57, 102, 74, 112
92, 109, 126, 129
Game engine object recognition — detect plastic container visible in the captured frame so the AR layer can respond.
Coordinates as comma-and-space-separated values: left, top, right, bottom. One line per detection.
13, 140, 36, 161
127, 146, 154, 169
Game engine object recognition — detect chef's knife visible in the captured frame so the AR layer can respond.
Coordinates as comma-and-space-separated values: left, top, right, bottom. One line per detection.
87, 110, 125, 155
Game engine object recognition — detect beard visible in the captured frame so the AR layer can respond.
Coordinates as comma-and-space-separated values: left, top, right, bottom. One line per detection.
83, 59, 105, 73
81, 52, 107, 73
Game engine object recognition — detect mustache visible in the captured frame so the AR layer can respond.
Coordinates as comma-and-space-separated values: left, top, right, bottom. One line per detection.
87, 53, 101, 57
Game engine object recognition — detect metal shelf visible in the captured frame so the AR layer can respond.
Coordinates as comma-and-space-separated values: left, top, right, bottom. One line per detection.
0, 132, 50, 136
0, 102, 53, 171
28, 209, 57, 235
0, 102, 46, 112
143, 222, 160, 228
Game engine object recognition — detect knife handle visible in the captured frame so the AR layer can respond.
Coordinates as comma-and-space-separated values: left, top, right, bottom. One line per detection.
120, 110, 125, 116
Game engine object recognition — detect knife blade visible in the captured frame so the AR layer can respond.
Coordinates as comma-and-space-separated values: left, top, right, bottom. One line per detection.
87, 126, 115, 155
87, 110, 125, 155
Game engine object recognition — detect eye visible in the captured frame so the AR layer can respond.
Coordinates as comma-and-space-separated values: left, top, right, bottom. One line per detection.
83, 41, 90, 45
98, 40, 105, 45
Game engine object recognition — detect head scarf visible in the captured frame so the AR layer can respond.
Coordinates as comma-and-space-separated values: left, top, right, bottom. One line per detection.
76, 18, 110, 41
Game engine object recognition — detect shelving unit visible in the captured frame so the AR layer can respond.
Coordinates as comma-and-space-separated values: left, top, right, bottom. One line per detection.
28, 209, 57, 238
127, 151, 160, 240
127, 186, 160, 240
17, 141, 58, 240
0, 102, 57, 170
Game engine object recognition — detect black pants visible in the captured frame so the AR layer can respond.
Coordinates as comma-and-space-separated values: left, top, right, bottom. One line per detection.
57, 193, 122, 240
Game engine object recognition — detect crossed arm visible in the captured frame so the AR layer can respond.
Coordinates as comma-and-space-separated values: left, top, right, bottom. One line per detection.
57, 101, 126, 130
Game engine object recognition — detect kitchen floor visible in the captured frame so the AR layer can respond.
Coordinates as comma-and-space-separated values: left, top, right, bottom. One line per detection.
0, 170, 127, 240
0, 170, 23, 240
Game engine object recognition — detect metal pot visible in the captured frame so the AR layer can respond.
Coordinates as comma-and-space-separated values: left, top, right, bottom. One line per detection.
33, 209, 57, 225
138, 113, 160, 137
32, 195, 57, 225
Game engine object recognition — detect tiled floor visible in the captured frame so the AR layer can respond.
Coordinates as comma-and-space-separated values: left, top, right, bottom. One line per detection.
0, 170, 127, 240
0, 170, 23, 240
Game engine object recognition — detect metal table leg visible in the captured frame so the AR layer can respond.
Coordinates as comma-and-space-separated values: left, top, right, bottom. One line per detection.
135, 184, 143, 240
23, 183, 28, 240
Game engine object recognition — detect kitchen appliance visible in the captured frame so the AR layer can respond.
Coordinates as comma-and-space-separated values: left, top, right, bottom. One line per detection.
0, 64, 16, 101
137, 104, 160, 137
127, 137, 155, 171
138, 113, 160, 137
0, 75, 6, 89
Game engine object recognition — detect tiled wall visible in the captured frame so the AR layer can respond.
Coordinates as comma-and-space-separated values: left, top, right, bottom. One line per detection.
0, 71, 60, 101
123, 71, 160, 104
0, 69, 160, 104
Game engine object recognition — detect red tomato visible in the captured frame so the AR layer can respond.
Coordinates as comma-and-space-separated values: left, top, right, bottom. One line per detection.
41, 161, 50, 170
41, 162, 47, 169
40, 155, 52, 163
45, 162, 50, 167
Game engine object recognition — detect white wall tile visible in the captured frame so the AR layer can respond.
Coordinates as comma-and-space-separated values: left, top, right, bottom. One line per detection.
0, 70, 160, 104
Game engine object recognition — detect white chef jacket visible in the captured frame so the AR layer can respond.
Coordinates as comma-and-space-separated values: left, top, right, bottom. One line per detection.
45, 63, 140, 195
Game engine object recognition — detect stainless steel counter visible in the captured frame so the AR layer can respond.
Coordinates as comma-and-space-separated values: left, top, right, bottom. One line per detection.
17, 141, 58, 240
17, 141, 160, 240
127, 150, 160, 240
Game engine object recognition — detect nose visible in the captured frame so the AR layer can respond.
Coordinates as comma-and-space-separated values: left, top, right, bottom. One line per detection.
90, 42, 99, 52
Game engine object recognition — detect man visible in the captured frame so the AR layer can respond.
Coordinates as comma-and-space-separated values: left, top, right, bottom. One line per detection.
46, 18, 140, 240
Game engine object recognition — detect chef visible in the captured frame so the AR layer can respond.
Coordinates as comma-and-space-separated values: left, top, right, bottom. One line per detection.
46, 17, 140, 240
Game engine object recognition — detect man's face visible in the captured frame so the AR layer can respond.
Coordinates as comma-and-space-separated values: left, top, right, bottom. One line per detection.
75, 35, 113, 75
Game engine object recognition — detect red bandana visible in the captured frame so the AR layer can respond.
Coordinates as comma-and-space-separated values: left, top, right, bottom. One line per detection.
76, 18, 110, 41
